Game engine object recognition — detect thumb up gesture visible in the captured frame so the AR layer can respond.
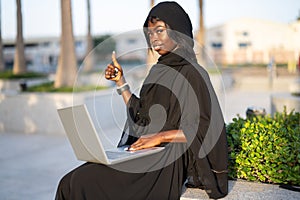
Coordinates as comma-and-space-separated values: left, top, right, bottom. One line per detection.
105, 51, 123, 82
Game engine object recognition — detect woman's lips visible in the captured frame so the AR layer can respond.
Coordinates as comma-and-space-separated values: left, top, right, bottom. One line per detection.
152, 44, 163, 51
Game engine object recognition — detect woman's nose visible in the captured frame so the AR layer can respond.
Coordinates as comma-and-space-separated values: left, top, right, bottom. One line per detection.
150, 34, 158, 44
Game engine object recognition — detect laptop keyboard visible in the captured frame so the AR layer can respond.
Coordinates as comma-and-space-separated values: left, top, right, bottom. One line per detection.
105, 147, 164, 160
105, 150, 135, 160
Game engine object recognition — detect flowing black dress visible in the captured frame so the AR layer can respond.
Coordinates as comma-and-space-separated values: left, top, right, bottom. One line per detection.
55, 48, 228, 200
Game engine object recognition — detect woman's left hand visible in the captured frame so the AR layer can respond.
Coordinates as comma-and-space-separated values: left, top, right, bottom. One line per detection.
129, 134, 162, 151
128, 130, 186, 151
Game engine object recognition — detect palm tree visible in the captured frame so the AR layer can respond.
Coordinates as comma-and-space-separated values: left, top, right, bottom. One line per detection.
54, 0, 77, 88
146, 0, 158, 70
13, 0, 26, 74
0, 0, 5, 72
150, 0, 155, 7
196, 0, 206, 66
83, 0, 93, 72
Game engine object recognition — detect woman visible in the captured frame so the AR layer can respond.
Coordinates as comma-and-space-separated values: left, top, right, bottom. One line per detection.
55, 2, 228, 199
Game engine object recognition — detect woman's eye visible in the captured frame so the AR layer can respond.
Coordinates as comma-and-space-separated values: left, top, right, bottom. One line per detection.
147, 28, 165, 37
156, 29, 164, 34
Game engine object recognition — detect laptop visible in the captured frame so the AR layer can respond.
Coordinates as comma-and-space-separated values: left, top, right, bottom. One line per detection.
57, 104, 164, 165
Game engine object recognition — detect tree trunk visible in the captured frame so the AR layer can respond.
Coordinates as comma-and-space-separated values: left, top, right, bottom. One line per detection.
150, 0, 155, 7
83, 0, 93, 72
54, 0, 77, 88
196, 0, 206, 66
0, 0, 5, 72
13, 0, 26, 74
146, 0, 158, 71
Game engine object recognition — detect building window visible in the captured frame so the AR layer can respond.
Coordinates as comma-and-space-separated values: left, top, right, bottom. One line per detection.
238, 42, 251, 48
242, 31, 249, 36
235, 31, 249, 37
42, 42, 50, 47
127, 39, 137, 44
75, 41, 83, 48
211, 42, 223, 49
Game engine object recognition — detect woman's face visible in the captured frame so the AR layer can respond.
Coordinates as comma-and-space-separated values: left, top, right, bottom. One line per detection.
147, 20, 177, 55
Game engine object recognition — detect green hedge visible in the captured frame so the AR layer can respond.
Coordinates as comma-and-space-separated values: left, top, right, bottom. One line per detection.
0, 71, 46, 79
26, 81, 108, 93
227, 108, 300, 186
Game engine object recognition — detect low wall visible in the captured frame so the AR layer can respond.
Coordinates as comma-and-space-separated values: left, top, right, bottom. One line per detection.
0, 78, 50, 92
0, 89, 126, 135
271, 93, 300, 116
233, 77, 296, 92
0, 79, 21, 92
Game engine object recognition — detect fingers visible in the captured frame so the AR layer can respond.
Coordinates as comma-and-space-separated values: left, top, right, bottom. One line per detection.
105, 51, 123, 82
111, 51, 118, 67
111, 51, 122, 72
105, 65, 116, 80
129, 136, 160, 151
128, 139, 141, 150
128, 139, 145, 151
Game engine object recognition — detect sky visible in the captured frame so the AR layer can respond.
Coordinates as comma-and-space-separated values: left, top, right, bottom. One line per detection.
1, 0, 300, 39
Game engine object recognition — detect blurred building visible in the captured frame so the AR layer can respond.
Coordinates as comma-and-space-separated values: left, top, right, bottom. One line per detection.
2, 32, 147, 73
2, 36, 87, 73
205, 18, 300, 66
2, 18, 300, 73
113, 30, 147, 62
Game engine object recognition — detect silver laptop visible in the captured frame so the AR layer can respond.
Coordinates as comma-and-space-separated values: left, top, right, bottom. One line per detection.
57, 104, 164, 165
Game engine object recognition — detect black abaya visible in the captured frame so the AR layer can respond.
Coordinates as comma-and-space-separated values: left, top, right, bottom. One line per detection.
55, 47, 228, 199
56, 145, 189, 200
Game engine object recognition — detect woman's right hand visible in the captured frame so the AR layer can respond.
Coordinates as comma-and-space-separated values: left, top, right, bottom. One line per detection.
105, 51, 131, 104
105, 51, 123, 83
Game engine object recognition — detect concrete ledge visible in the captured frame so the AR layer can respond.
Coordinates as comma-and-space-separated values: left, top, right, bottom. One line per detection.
271, 92, 300, 115
0, 89, 126, 135
181, 180, 299, 200
0, 78, 50, 92
233, 77, 295, 92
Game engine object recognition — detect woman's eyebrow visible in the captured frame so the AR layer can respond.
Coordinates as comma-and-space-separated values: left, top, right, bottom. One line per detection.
154, 25, 166, 29
148, 25, 166, 33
